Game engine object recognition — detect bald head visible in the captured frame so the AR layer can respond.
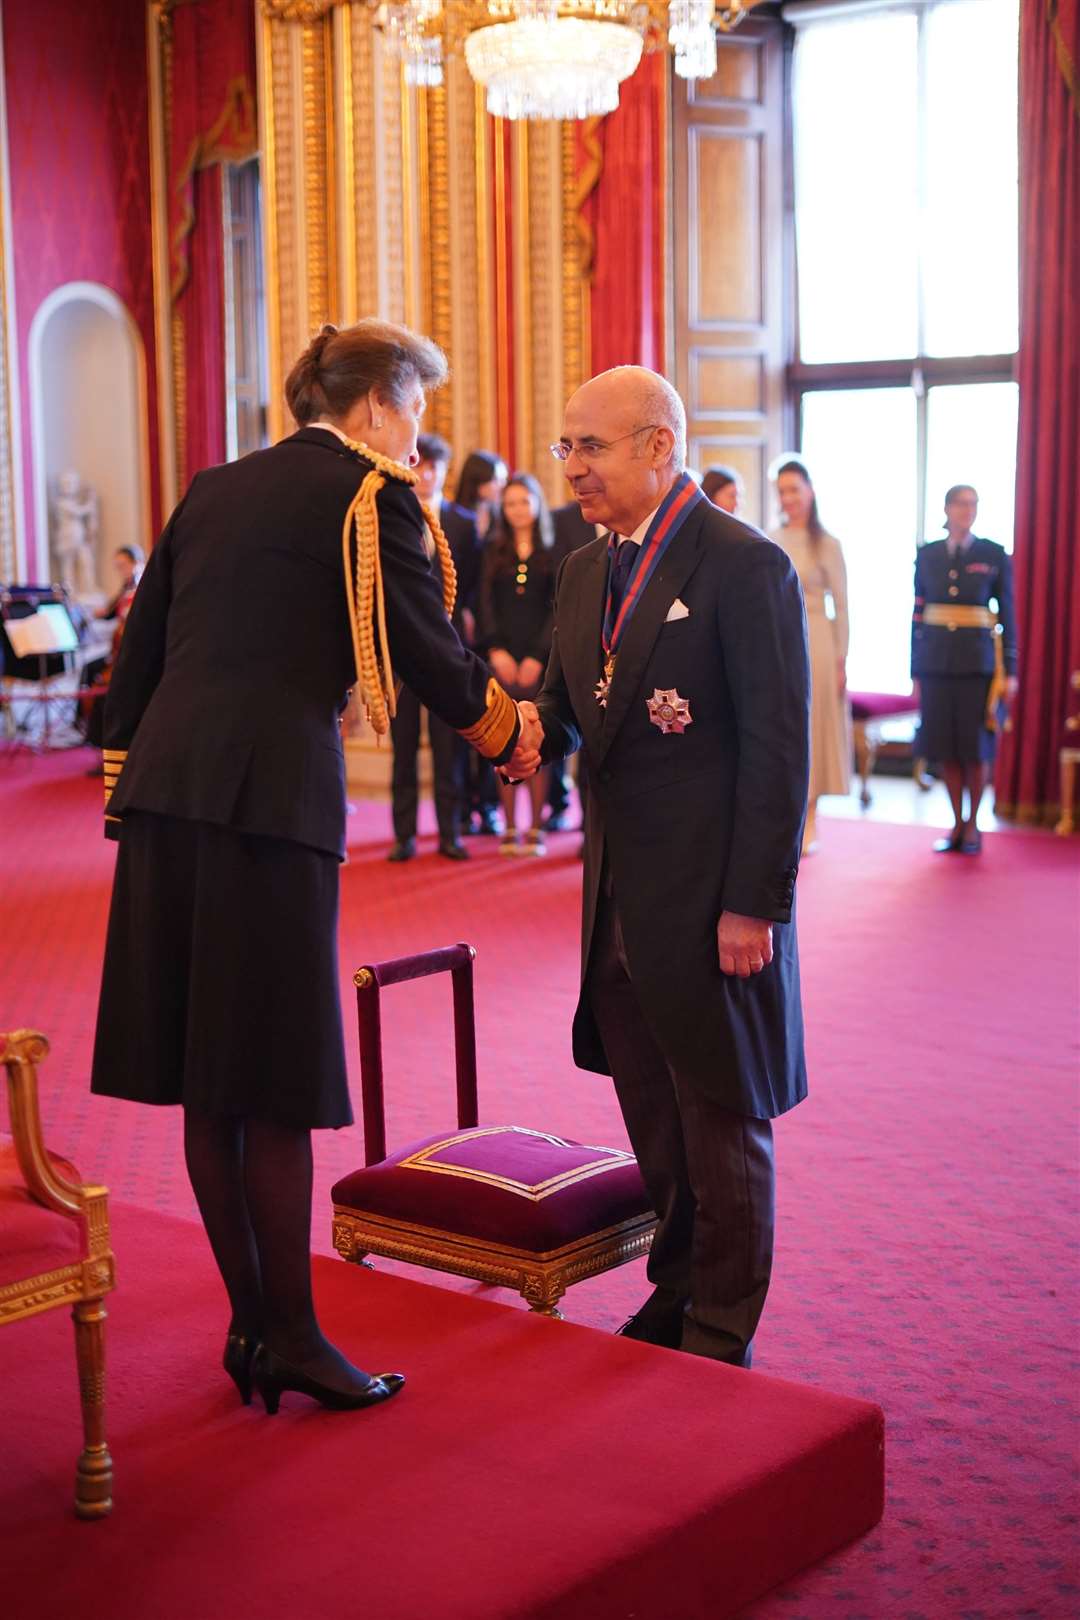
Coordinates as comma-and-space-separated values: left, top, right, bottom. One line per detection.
569, 367, 687, 473
559, 367, 688, 535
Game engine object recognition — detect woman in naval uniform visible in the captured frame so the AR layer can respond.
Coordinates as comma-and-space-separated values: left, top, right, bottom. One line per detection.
91, 320, 528, 1415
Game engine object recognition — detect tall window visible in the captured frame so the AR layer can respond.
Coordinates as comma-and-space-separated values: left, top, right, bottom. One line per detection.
223, 158, 269, 461
790, 0, 1019, 693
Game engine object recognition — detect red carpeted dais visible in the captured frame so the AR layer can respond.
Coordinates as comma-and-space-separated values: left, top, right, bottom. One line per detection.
2, 1202, 883, 1620
1, 750, 1078, 1617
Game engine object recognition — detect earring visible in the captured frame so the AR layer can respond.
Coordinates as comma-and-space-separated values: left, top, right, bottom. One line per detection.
373, 419, 383, 431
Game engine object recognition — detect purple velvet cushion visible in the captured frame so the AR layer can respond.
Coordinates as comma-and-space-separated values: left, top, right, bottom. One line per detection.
332, 1126, 655, 1253
849, 691, 918, 722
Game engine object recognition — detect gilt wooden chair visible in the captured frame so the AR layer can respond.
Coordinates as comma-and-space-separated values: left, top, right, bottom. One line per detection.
332, 944, 656, 1318
0, 1030, 115, 1518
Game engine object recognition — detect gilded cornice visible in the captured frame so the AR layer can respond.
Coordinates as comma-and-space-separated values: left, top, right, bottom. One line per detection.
262, 0, 343, 20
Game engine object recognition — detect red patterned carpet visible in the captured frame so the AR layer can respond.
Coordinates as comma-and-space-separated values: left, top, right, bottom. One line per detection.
2, 747, 1078, 1618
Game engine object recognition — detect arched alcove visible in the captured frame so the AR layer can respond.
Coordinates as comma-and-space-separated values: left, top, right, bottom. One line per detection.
28, 282, 150, 601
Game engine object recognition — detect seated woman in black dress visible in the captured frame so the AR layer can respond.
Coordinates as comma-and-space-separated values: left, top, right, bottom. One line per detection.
90, 319, 534, 1415
479, 474, 556, 856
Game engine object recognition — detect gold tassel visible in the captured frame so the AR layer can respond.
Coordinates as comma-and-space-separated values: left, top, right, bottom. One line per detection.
336, 437, 457, 737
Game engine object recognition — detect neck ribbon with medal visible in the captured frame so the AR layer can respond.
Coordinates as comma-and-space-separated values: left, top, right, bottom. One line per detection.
595, 471, 705, 708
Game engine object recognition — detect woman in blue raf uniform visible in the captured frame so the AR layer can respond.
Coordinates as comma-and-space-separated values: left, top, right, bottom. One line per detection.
91, 319, 526, 1414
911, 484, 1018, 855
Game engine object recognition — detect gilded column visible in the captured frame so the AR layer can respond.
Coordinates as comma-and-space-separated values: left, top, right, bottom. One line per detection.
259, 1, 338, 440
527, 120, 565, 508
425, 80, 453, 442
561, 120, 590, 406
342, 2, 379, 319
510, 121, 531, 475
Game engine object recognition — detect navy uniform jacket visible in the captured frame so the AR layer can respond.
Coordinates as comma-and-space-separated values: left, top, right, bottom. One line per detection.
911, 536, 1017, 678
536, 499, 811, 1120
103, 429, 518, 859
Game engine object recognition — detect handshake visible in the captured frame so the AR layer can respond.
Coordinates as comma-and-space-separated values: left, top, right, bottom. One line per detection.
502, 700, 544, 782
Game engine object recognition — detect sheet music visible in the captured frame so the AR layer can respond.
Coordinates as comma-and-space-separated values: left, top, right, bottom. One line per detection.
4, 603, 79, 658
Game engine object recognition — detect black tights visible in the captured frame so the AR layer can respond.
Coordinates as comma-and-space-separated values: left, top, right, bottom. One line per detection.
183, 1110, 369, 1386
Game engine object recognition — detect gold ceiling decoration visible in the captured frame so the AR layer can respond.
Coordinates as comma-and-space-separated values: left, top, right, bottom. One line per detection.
264, 0, 763, 118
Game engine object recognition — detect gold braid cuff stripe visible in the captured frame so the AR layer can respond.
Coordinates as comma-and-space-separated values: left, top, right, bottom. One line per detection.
459, 678, 518, 760
102, 749, 127, 812
338, 437, 457, 737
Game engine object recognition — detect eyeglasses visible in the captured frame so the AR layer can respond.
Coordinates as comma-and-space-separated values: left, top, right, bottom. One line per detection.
549, 425, 660, 464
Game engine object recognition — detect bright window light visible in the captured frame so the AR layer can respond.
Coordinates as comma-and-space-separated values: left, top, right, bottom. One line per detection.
798, 388, 918, 695
924, 382, 1019, 546
923, 0, 1019, 356
793, 13, 919, 363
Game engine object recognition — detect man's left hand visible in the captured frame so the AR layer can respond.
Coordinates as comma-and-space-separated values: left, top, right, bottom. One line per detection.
717, 912, 773, 978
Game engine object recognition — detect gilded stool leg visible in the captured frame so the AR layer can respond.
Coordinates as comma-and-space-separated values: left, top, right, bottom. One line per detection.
1055, 752, 1076, 836
72, 1297, 112, 1519
521, 1272, 567, 1318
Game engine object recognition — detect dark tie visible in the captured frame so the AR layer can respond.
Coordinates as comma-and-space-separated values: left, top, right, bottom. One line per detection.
609, 539, 638, 618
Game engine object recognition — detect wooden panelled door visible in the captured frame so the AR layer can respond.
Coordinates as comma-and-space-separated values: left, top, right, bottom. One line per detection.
671, 19, 788, 529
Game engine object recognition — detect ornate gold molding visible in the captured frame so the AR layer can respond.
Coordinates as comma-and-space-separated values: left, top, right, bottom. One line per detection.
262, 0, 341, 20
561, 120, 590, 404
425, 81, 454, 442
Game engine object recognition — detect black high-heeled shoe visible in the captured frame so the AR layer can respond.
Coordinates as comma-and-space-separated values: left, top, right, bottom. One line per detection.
250, 1344, 405, 1415
223, 1331, 260, 1406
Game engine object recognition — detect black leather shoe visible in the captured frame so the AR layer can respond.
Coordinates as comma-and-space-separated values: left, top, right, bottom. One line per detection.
387, 838, 416, 862
616, 1306, 685, 1350
251, 1345, 405, 1415
223, 1331, 259, 1405
545, 811, 569, 832
438, 839, 469, 861
932, 831, 964, 853
475, 808, 501, 836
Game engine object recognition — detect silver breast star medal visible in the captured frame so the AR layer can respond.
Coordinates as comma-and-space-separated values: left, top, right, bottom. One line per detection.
647, 688, 692, 734
595, 655, 616, 708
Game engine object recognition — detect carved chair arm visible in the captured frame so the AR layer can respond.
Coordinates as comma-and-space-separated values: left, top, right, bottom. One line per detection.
1, 1030, 85, 1219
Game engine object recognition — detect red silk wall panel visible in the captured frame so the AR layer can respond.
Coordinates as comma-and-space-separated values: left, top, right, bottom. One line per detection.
3, 0, 159, 577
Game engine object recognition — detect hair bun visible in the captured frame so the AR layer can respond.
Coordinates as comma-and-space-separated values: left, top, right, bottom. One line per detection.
309, 323, 338, 365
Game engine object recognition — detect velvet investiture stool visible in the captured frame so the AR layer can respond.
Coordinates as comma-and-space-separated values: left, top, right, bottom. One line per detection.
331, 944, 656, 1316
0, 1030, 115, 1517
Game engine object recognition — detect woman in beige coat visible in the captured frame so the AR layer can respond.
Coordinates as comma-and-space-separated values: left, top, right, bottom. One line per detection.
769, 459, 850, 853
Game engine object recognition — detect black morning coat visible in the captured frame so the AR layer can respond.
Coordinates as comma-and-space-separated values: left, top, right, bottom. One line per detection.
911, 536, 1018, 678
102, 429, 518, 858
536, 498, 811, 1120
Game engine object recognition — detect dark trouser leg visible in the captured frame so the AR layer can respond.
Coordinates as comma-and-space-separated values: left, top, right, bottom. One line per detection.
389, 688, 422, 843
588, 901, 693, 1316
964, 761, 989, 829
941, 762, 966, 830
588, 895, 775, 1364
183, 1111, 263, 1337
675, 1090, 774, 1365
428, 711, 464, 844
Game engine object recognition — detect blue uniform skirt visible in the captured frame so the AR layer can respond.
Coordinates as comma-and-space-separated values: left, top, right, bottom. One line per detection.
91, 812, 352, 1129
918, 675, 996, 764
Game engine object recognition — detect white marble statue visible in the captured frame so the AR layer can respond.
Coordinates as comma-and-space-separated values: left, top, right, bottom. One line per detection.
51, 469, 100, 598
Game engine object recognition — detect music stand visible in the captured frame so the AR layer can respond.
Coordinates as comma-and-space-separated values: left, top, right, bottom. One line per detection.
1, 587, 83, 752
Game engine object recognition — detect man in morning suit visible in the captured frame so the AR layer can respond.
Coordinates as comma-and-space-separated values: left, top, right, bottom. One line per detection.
912, 484, 1017, 855
524, 367, 811, 1366
388, 433, 483, 861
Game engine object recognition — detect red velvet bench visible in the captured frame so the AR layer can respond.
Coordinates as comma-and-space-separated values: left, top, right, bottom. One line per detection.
331, 944, 657, 1317
848, 689, 926, 805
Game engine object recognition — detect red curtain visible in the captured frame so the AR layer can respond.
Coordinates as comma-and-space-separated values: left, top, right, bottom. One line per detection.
168, 0, 256, 481
996, 0, 1080, 822
183, 167, 227, 477
576, 52, 667, 375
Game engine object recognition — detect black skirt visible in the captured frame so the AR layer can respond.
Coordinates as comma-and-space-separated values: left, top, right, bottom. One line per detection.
91, 812, 352, 1129
918, 675, 996, 764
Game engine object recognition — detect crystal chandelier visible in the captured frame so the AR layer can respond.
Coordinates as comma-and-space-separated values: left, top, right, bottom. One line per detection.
378, 1, 763, 118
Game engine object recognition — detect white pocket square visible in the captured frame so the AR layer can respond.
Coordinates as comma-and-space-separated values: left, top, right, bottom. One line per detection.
664, 598, 690, 622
